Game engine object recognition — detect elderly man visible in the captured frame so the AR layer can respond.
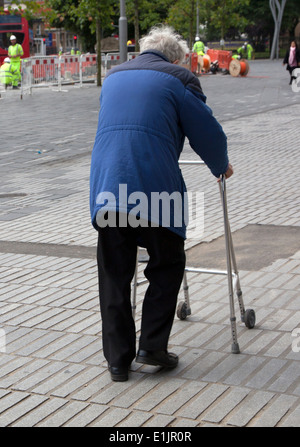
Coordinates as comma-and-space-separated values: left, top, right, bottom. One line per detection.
90, 25, 233, 382
8, 35, 23, 89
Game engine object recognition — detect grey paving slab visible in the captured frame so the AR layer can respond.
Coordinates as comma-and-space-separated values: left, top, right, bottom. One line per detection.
90, 407, 131, 427
142, 414, 176, 427
11, 397, 68, 427
30, 363, 86, 395
0, 393, 48, 427
156, 381, 207, 415
226, 391, 275, 427
202, 387, 250, 424
63, 403, 109, 427
0, 60, 300, 427
251, 394, 298, 427
133, 378, 186, 412
177, 383, 229, 419
117, 410, 153, 428
51, 365, 104, 398
36, 401, 90, 427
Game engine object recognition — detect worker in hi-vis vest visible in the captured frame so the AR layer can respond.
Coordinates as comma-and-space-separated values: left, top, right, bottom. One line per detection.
193, 37, 205, 56
8, 35, 24, 89
245, 42, 254, 60
237, 42, 254, 60
0, 57, 18, 89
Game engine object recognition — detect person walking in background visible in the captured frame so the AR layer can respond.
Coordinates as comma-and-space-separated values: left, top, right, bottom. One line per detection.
283, 40, 300, 85
90, 25, 233, 383
8, 35, 23, 89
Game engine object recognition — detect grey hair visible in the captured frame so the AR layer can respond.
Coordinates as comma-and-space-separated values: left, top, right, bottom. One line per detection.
139, 25, 189, 64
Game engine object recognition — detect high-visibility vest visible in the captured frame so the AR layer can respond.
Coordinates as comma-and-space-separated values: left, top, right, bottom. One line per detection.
247, 44, 254, 59
193, 41, 205, 55
0, 62, 16, 84
8, 43, 24, 63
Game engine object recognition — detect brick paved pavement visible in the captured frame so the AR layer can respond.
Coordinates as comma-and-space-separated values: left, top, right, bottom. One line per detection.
0, 60, 300, 427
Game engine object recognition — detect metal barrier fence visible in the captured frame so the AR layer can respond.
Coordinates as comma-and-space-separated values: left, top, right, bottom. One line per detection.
32, 56, 59, 86
127, 52, 140, 61
16, 52, 198, 99
61, 55, 80, 84
0, 80, 6, 98
104, 53, 121, 75
20, 54, 102, 98
81, 54, 98, 85
20, 58, 34, 98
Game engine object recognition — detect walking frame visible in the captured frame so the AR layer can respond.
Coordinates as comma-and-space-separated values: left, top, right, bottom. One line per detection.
131, 160, 256, 354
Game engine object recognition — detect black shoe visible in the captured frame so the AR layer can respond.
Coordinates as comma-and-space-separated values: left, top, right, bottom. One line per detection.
108, 365, 128, 382
136, 350, 178, 368
12, 86, 19, 90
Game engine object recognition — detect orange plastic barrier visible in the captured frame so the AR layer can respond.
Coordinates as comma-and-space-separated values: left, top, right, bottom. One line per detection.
206, 49, 232, 70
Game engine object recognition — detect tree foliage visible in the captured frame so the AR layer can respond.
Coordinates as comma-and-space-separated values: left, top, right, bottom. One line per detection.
166, 0, 198, 48
205, 0, 250, 40
45, 0, 116, 50
6, 0, 299, 64
1, 1, 44, 21
38, 0, 300, 54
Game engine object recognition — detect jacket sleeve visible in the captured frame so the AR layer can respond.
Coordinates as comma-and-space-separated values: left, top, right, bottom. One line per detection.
179, 84, 229, 178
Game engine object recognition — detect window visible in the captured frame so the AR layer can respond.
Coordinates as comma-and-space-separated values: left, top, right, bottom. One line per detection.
0, 32, 25, 50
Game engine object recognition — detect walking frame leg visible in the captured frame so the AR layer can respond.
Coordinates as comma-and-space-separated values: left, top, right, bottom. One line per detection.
183, 270, 191, 316
131, 249, 139, 319
219, 175, 240, 354
227, 220, 246, 322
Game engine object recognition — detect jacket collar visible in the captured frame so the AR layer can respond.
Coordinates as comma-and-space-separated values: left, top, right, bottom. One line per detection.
139, 50, 171, 63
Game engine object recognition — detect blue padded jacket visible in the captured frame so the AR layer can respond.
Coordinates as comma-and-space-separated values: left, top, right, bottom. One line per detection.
90, 50, 229, 239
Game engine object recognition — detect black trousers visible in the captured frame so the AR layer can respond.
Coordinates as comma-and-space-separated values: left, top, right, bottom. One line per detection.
287, 65, 297, 82
97, 223, 186, 368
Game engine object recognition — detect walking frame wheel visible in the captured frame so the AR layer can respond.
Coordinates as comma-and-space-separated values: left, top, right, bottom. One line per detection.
244, 308, 256, 329
176, 301, 191, 320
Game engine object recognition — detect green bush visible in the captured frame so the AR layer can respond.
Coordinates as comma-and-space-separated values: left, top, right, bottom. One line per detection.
254, 49, 286, 59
